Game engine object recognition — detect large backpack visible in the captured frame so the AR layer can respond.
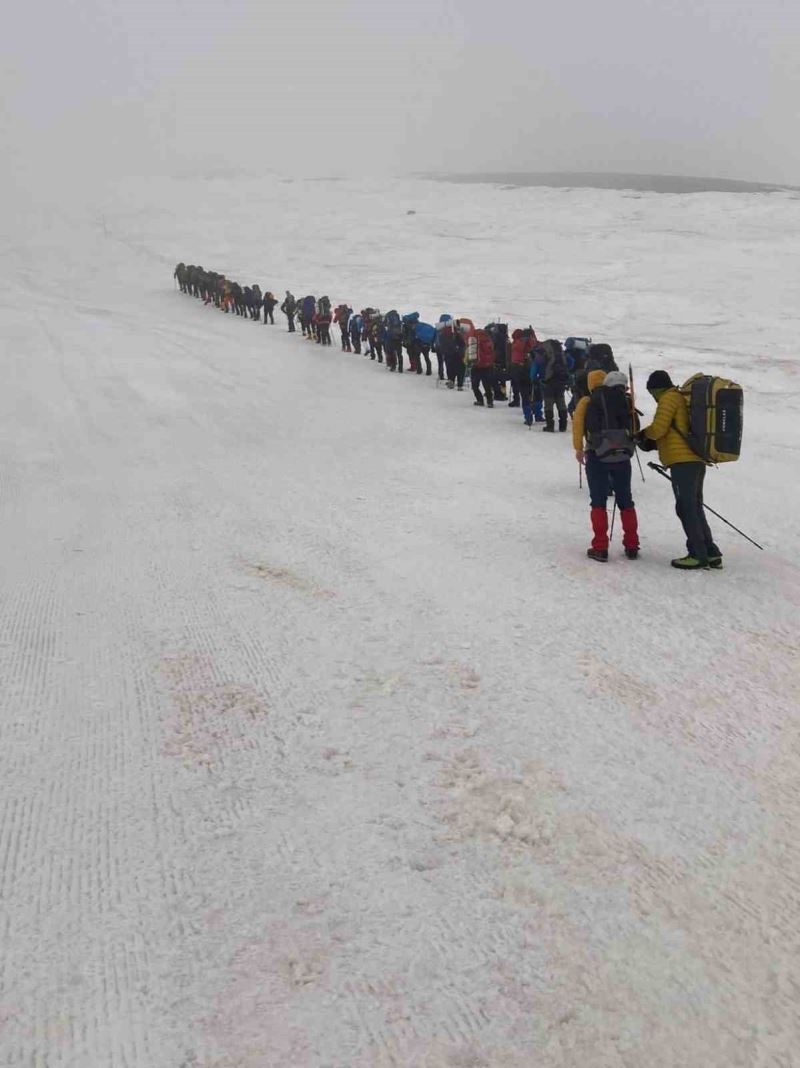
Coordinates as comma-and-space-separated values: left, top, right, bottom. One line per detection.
318, 295, 331, 317
678, 374, 743, 464
543, 340, 568, 384
585, 387, 636, 463
385, 309, 402, 338
565, 336, 591, 372
586, 343, 617, 372
486, 323, 509, 366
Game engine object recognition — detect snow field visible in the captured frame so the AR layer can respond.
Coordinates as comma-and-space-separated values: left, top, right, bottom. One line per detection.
0, 177, 799, 1066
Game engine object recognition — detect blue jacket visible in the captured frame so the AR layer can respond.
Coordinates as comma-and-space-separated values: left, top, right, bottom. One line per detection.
349, 314, 363, 337
302, 295, 316, 318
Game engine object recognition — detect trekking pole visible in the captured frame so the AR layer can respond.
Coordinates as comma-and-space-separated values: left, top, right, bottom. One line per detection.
646, 463, 764, 550
634, 447, 646, 483
610, 499, 617, 543
578, 462, 583, 490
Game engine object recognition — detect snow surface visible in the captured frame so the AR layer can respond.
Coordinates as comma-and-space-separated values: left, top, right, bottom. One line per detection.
1, 175, 799, 1067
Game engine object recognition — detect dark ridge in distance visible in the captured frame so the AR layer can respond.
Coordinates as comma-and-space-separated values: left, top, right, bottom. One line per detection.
428, 171, 799, 195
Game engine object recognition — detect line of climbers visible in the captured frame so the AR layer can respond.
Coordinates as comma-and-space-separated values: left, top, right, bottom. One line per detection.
173, 263, 743, 571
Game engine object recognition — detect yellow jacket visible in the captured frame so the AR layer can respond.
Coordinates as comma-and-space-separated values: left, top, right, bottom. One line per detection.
572, 370, 607, 451
642, 388, 702, 467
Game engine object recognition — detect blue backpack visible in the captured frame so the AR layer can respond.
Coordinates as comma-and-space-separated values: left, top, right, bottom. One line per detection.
415, 321, 437, 346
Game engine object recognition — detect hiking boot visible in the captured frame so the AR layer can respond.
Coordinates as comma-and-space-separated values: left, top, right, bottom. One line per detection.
708, 556, 723, 569
457, 385, 464, 391
487, 401, 494, 408
446, 381, 455, 390
524, 419, 533, 428
671, 555, 709, 570
542, 425, 555, 433
624, 547, 639, 560
473, 400, 484, 407
587, 548, 608, 562
508, 399, 520, 407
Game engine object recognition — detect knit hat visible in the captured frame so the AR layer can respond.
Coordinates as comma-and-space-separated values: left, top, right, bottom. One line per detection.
646, 370, 673, 391
603, 371, 627, 389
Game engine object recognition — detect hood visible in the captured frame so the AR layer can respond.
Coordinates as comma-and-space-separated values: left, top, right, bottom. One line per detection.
587, 370, 606, 392
512, 329, 523, 340
603, 371, 628, 389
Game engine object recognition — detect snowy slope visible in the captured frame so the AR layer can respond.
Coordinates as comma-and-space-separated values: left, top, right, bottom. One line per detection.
1, 177, 799, 1067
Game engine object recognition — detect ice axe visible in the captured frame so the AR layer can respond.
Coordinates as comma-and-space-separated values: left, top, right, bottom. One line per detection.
628, 362, 645, 483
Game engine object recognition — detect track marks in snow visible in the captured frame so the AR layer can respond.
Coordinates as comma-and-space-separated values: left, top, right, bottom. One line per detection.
242, 560, 336, 600
431, 745, 800, 1065
160, 653, 270, 770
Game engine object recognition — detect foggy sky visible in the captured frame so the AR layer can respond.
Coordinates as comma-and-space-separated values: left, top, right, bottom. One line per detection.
4, 0, 800, 192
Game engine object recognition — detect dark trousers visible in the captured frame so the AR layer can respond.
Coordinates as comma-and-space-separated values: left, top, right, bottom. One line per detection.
494, 368, 507, 400
510, 366, 533, 422
670, 462, 720, 562
586, 454, 634, 510
264, 307, 275, 324
544, 386, 568, 429
286, 313, 295, 332
407, 341, 421, 373
420, 344, 432, 374
340, 327, 351, 351
385, 339, 402, 370
350, 333, 361, 354
436, 350, 445, 379
445, 353, 465, 387
471, 366, 494, 405
371, 340, 383, 362
509, 364, 522, 403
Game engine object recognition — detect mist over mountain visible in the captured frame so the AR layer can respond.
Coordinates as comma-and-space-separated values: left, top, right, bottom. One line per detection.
3, 0, 799, 207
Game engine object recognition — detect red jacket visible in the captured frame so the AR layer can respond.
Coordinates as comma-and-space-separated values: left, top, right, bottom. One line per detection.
474, 330, 496, 368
